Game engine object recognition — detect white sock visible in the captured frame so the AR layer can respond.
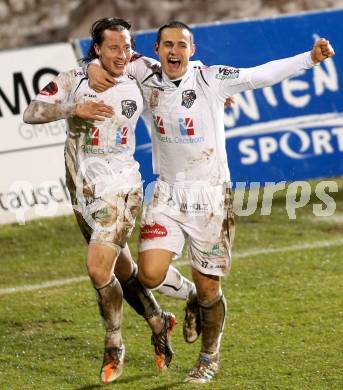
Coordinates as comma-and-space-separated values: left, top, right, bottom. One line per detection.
155, 265, 195, 300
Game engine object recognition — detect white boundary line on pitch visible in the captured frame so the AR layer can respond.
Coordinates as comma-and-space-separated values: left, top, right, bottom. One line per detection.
176, 237, 343, 266
0, 276, 89, 296
1, 238, 343, 296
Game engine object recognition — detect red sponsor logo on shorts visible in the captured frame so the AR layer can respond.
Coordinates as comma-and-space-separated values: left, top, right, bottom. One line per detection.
140, 223, 167, 239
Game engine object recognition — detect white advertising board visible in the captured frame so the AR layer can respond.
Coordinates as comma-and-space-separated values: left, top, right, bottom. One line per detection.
0, 43, 78, 224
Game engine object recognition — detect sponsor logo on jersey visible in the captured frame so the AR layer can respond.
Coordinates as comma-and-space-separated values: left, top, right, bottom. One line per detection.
73, 70, 85, 77
39, 81, 58, 96
121, 100, 137, 119
157, 133, 205, 144
81, 145, 130, 154
140, 223, 167, 239
179, 117, 195, 136
115, 127, 128, 145
181, 89, 196, 108
85, 127, 99, 146
216, 67, 240, 80
152, 115, 205, 144
153, 115, 165, 134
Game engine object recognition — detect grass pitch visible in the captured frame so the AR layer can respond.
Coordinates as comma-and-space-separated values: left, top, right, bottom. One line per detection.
0, 179, 343, 389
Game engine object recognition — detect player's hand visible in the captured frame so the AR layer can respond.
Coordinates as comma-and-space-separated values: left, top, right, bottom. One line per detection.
75, 101, 113, 121
311, 38, 335, 63
224, 96, 235, 109
88, 64, 117, 92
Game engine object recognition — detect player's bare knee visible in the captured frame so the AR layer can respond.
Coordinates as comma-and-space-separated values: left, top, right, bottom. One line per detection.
87, 243, 120, 288
198, 290, 223, 307
87, 263, 111, 288
193, 274, 220, 305
87, 255, 112, 288
137, 269, 163, 289
138, 258, 168, 289
138, 249, 172, 288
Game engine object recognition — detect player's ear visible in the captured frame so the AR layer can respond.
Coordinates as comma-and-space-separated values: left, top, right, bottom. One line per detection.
94, 43, 101, 57
190, 43, 196, 58
154, 42, 159, 55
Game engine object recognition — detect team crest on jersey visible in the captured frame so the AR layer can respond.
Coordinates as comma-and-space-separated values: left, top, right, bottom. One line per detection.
121, 100, 137, 119
39, 81, 58, 96
181, 89, 196, 109
150, 88, 160, 108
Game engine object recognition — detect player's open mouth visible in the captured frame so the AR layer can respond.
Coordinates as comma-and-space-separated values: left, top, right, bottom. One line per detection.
168, 57, 181, 71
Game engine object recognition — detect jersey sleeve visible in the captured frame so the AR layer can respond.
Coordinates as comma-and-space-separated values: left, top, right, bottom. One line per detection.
190, 60, 204, 67
127, 54, 161, 83
33, 69, 77, 104
203, 51, 314, 100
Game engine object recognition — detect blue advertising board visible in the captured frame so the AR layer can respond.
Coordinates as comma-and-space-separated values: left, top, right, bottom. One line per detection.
77, 9, 343, 185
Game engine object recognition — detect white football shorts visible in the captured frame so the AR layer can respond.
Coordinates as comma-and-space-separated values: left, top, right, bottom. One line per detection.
139, 180, 235, 276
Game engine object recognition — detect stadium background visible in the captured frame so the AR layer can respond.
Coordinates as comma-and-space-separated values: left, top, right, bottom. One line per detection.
1, 0, 343, 51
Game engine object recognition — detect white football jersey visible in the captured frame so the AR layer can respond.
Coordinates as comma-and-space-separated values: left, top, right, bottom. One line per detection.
127, 52, 314, 185
33, 67, 144, 191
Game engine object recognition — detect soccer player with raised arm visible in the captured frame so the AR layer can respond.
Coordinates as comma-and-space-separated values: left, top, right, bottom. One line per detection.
88, 20, 334, 384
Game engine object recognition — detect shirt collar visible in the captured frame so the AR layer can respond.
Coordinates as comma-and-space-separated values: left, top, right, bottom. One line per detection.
161, 65, 193, 87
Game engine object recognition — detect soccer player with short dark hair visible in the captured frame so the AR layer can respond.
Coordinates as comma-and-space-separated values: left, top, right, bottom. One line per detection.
88, 20, 334, 384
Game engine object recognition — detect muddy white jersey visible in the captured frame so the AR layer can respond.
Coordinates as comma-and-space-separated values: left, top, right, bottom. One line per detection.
127, 52, 314, 185
33, 67, 144, 192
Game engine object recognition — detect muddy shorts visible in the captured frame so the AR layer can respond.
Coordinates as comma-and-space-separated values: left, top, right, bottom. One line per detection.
65, 149, 142, 250
139, 180, 235, 276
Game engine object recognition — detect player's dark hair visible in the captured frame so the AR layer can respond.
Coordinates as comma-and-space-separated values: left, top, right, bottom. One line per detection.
156, 21, 194, 45
83, 17, 135, 63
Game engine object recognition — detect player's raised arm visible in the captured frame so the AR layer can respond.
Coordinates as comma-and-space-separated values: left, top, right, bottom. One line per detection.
207, 38, 335, 99
246, 38, 334, 90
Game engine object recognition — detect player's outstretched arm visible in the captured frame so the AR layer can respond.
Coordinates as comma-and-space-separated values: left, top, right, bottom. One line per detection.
226, 38, 335, 95
23, 100, 113, 124
311, 38, 335, 63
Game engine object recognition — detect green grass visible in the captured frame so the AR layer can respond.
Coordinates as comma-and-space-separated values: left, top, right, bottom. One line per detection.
1, 179, 343, 389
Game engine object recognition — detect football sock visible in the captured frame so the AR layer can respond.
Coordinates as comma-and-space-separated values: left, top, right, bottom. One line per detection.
199, 292, 227, 355
155, 265, 196, 300
95, 276, 123, 348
